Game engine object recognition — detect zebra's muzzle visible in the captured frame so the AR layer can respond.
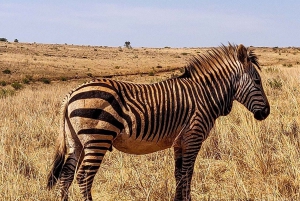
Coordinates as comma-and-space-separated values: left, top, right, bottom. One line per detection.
254, 105, 270, 121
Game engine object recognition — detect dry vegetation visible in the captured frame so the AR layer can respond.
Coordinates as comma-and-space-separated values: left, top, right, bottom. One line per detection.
0, 42, 198, 84
0, 42, 300, 200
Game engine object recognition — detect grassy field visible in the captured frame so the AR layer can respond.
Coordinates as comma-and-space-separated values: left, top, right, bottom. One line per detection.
0, 42, 300, 200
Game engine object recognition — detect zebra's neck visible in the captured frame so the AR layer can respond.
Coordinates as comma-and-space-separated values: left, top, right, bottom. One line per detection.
179, 63, 239, 118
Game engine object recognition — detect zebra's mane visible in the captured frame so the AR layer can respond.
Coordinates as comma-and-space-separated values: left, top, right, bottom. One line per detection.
178, 43, 260, 79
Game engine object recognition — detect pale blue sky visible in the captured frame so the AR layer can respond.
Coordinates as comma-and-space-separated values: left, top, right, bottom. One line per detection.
1, 1, 299, 47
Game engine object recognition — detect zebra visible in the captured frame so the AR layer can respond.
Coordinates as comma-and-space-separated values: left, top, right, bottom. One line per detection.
47, 43, 270, 201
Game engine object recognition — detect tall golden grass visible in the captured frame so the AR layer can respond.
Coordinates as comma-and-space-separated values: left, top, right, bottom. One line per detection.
0, 66, 299, 200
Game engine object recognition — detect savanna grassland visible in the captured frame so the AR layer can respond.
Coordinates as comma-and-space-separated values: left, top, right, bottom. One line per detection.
0, 42, 300, 201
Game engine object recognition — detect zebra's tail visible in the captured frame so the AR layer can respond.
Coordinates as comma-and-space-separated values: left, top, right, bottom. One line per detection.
46, 96, 68, 190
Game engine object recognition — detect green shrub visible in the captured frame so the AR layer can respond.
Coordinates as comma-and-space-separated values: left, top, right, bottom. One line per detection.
0, 89, 15, 98
22, 78, 30, 84
0, 81, 7, 86
148, 71, 155, 76
268, 78, 283, 90
60, 77, 67, 81
11, 82, 23, 90
39, 77, 51, 84
2, 69, 11, 74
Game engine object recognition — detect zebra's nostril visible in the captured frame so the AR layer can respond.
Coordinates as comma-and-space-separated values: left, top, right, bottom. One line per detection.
254, 106, 270, 121
263, 105, 270, 116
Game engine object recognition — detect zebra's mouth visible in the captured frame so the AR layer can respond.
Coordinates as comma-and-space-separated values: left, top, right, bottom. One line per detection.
254, 106, 270, 121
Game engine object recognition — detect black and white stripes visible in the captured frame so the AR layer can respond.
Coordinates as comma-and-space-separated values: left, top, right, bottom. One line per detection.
47, 44, 270, 201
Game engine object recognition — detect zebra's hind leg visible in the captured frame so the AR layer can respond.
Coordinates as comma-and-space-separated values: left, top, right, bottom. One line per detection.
58, 146, 84, 201
76, 140, 111, 201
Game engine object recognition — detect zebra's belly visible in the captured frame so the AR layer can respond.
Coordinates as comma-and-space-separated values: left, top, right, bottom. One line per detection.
112, 134, 174, 155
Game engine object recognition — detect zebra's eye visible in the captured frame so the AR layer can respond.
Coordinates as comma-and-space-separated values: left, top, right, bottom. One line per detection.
254, 79, 261, 85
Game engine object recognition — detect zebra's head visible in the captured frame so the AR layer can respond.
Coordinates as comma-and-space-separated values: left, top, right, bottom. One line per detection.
234, 44, 270, 121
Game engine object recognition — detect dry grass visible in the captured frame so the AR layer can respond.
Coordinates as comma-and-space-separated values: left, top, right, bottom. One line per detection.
0, 42, 300, 200
0, 42, 198, 84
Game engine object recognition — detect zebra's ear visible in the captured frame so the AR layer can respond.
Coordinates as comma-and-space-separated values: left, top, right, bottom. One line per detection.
237, 44, 248, 65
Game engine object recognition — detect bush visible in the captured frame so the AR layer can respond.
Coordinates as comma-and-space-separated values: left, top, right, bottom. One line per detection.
39, 77, 51, 84
0, 81, 7, 86
14, 39, 19, 43
148, 71, 155, 76
268, 78, 283, 90
0, 89, 15, 98
2, 69, 11, 74
11, 82, 23, 90
0, 38, 7, 42
60, 77, 67, 81
22, 78, 30, 84
282, 63, 293, 67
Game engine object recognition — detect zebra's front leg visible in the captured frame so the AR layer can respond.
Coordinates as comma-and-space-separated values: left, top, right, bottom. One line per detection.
174, 146, 183, 201
174, 133, 202, 201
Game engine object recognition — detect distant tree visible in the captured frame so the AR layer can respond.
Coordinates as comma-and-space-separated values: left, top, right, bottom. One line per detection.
124, 41, 132, 49
0, 38, 8, 42
14, 39, 19, 43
